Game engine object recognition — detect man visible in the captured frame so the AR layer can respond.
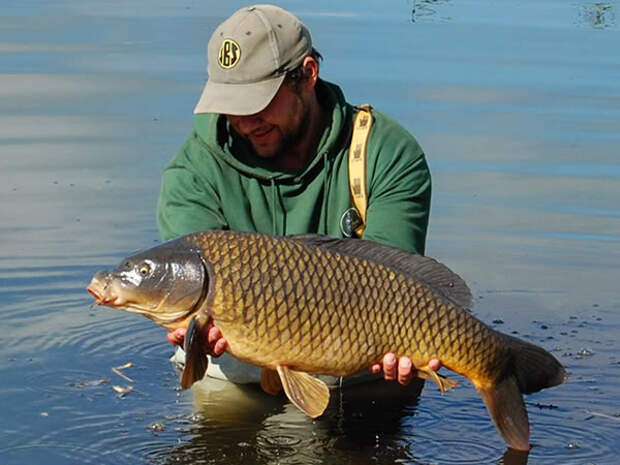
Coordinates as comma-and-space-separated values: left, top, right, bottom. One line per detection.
157, 4, 440, 390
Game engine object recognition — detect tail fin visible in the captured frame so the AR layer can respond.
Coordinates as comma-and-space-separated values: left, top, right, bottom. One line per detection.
180, 316, 209, 389
478, 335, 567, 451
503, 334, 567, 394
479, 375, 530, 451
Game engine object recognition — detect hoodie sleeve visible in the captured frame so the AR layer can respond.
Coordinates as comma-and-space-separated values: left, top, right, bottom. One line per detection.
157, 133, 228, 241
361, 112, 431, 255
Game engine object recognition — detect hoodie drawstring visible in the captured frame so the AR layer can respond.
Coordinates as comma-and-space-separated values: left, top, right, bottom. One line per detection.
269, 178, 277, 235
321, 152, 332, 234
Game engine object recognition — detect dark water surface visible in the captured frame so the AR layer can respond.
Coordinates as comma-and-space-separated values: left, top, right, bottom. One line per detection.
1, 1, 619, 464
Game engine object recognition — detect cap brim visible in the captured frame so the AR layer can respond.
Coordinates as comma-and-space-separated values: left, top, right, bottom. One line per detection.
193, 74, 286, 116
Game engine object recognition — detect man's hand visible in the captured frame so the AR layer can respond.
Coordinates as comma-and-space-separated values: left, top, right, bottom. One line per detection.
167, 322, 227, 356
369, 353, 441, 386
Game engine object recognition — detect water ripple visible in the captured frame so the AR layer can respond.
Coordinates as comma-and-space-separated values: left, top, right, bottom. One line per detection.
0, 441, 137, 465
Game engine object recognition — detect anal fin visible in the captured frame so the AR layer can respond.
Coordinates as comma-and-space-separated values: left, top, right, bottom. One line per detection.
417, 366, 458, 393
276, 365, 329, 418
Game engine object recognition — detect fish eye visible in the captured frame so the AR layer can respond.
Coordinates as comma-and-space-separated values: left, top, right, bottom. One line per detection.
139, 263, 151, 276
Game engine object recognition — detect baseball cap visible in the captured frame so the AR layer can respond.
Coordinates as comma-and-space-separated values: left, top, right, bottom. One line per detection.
193, 4, 313, 116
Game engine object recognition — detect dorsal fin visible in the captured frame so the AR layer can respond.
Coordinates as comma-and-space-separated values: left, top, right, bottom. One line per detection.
289, 235, 473, 309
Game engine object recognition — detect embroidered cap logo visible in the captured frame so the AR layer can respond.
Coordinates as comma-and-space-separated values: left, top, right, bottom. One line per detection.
218, 39, 241, 69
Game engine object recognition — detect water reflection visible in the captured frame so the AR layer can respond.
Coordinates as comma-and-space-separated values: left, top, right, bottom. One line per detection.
577, 2, 616, 29
158, 379, 430, 465
500, 448, 529, 465
151, 377, 534, 464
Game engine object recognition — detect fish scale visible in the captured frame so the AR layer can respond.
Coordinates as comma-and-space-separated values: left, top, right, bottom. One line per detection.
188, 231, 500, 378
88, 229, 566, 450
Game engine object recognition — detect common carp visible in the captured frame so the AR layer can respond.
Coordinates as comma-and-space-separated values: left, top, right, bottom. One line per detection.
87, 230, 566, 450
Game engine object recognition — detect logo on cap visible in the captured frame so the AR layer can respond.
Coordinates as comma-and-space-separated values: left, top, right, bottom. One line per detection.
218, 39, 241, 69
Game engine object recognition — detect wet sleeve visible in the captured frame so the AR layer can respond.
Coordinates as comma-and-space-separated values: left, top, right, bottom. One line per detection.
362, 132, 431, 255
157, 142, 227, 241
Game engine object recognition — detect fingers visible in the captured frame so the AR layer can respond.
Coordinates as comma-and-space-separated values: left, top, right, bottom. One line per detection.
382, 353, 413, 385
207, 324, 221, 344
397, 356, 413, 386
166, 324, 227, 357
167, 327, 186, 346
428, 358, 442, 372
371, 353, 442, 386
207, 323, 227, 356
212, 337, 227, 356
382, 353, 397, 381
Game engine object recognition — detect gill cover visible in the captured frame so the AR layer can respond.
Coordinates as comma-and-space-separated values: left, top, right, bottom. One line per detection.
108, 241, 207, 327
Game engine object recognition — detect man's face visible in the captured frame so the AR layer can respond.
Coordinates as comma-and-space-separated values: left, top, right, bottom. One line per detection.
226, 82, 310, 160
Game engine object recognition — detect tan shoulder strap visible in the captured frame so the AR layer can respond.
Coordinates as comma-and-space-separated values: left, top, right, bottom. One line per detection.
348, 104, 373, 237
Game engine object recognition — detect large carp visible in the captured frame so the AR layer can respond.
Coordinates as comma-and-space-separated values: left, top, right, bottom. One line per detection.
88, 230, 566, 450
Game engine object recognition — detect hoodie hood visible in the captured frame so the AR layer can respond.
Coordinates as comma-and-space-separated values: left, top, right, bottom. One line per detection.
192, 79, 353, 183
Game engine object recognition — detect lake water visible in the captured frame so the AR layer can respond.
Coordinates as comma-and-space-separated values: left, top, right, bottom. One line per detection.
1, 0, 619, 463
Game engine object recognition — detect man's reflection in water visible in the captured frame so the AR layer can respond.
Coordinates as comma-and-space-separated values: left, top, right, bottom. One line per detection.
161, 377, 529, 465
500, 448, 529, 465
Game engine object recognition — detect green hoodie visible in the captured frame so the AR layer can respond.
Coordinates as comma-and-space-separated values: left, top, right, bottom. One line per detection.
157, 80, 431, 255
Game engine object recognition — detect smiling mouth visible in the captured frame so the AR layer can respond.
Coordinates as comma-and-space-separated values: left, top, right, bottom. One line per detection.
250, 127, 274, 141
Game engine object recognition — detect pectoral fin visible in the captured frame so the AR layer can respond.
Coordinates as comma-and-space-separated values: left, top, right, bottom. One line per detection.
181, 316, 209, 389
417, 366, 458, 393
276, 365, 329, 418
260, 368, 283, 395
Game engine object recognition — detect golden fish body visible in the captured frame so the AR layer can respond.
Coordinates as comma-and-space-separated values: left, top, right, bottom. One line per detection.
194, 231, 498, 385
89, 230, 566, 451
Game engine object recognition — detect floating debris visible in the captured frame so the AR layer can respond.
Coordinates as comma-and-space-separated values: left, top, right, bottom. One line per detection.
112, 362, 134, 383
586, 410, 620, 422
40, 412, 49, 417
74, 377, 109, 388
112, 385, 133, 398
566, 442, 580, 450
527, 402, 559, 410
189, 413, 204, 423
149, 422, 166, 432
577, 348, 594, 357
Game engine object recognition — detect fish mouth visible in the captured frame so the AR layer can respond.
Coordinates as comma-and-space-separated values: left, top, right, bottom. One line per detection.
87, 276, 199, 327
87, 276, 112, 305
87, 285, 109, 304
87, 285, 125, 307
87, 274, 124, 307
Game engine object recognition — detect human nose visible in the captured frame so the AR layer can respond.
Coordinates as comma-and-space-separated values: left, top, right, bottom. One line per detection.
228, 113, 264, 135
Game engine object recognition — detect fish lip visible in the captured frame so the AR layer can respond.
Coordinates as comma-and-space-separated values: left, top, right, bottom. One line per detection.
87, 272, 114, 305
86, 284, 106, 304
87, 283, 122, 307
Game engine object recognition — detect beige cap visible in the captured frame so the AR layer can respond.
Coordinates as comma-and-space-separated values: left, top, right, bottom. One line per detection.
193, 4, 312, 116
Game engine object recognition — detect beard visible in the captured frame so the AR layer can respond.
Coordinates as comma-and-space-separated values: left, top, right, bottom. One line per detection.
250, 100, 311, 162
273, 103, 311, 159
